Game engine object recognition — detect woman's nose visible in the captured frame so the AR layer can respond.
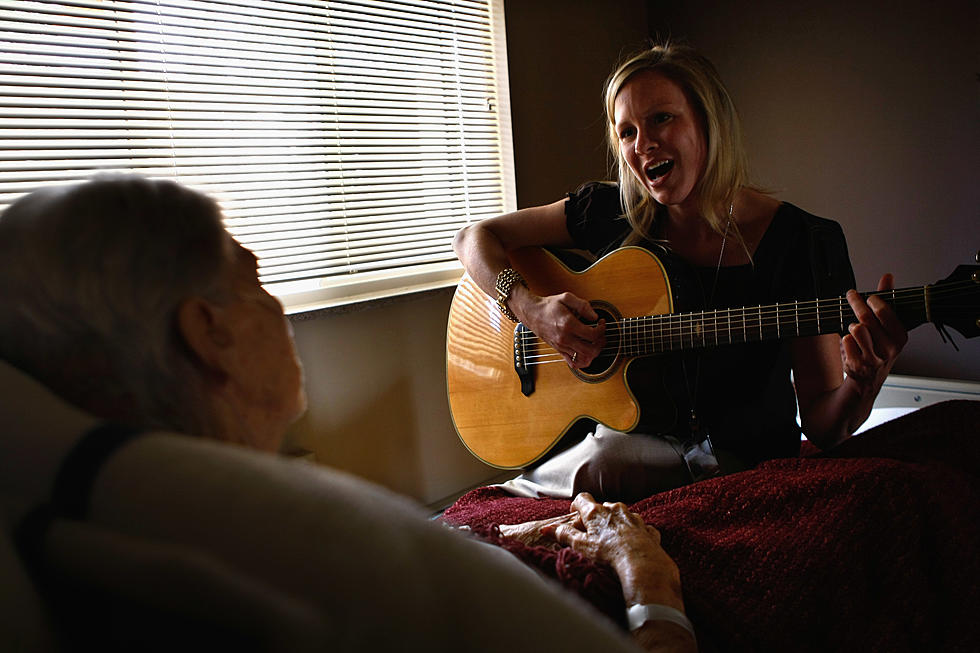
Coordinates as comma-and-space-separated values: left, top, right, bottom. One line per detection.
634, 130, 657, 154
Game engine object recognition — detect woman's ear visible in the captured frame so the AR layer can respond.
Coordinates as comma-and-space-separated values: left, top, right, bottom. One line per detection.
176, 297, 233, 377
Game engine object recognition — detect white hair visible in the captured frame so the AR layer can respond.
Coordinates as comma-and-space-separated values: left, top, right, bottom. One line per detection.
0, 174, 232, 437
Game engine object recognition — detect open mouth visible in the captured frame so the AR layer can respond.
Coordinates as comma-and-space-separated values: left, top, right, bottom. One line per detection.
645, 160, 674, 180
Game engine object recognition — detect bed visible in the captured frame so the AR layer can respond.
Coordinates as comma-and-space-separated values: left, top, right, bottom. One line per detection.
440, 379, 980, 652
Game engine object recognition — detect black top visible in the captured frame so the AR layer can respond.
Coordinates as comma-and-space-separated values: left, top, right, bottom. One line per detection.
564, 181, 856, 467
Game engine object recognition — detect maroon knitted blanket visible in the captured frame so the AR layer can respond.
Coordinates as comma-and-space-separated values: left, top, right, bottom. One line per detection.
442, 400, 980, 653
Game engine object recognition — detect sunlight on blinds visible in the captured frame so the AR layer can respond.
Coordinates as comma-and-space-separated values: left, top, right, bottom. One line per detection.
0, 0, 515, 311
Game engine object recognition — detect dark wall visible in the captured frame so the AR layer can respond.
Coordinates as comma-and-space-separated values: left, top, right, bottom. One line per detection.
504, 0, 977, 380
646, 0, 978, 380
503, 0, 651, 207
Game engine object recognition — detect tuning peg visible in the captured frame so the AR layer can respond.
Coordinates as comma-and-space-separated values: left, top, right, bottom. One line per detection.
976, 250, 979, 263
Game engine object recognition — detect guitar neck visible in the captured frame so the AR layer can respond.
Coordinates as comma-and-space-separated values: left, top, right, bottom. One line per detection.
622, 286, 929, 355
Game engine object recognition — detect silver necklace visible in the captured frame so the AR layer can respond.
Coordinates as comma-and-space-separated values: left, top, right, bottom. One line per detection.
681, 202, 735, 450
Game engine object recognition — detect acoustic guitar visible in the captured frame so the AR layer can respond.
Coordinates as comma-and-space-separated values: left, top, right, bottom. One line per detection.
446, 246, 980, 469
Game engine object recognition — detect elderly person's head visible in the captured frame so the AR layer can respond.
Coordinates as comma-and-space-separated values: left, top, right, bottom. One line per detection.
0, 175, 305, 451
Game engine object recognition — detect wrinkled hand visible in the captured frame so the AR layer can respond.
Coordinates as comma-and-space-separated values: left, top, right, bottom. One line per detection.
498, 493, 661, 561
501, 493, 686, 623
556, 493, 682, 609
843, 274, 908, 393
498, 512, 579, 548
549, 493, 664, 568
520, 292, 605, 369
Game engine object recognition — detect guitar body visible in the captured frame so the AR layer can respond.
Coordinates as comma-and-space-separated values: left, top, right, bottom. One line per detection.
447, 245, 980, 469
446, 247, 674, 468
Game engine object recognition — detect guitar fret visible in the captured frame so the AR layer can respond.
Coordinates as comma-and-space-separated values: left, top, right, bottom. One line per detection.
815, 298, 821, 333
670, 316, 684, 350
794, 300, 799, 336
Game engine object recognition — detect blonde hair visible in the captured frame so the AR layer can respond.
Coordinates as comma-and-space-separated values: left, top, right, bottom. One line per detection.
604, 42, 751, 248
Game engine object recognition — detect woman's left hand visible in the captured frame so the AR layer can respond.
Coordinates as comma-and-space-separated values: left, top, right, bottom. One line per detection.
842, 273, 909, 395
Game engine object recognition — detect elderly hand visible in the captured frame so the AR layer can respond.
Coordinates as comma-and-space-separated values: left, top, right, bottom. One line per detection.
511, 493, 683, 610
498, 512, 579, 548
501, 494, 693, 652
552, 494, 668, 576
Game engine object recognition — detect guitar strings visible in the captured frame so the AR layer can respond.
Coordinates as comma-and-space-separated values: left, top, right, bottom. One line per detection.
522, 281, 976, 362
517, 280, 978, 365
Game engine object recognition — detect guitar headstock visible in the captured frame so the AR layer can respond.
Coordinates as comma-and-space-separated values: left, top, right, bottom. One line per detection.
931, 264, 980, 339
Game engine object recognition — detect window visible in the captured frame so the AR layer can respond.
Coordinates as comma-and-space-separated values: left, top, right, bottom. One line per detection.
0, 0, 515, 311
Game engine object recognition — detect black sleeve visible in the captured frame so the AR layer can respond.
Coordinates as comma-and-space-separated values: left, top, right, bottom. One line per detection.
563, 181, 631, 256
762, 204, 856, 304
805, 215, 856, 299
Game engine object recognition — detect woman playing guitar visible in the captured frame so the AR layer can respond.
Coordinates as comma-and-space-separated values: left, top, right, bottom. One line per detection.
452, 42, 908, 501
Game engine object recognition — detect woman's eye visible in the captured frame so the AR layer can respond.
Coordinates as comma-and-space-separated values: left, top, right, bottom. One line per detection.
653, 113, 671, 124
618, 126, 636, 140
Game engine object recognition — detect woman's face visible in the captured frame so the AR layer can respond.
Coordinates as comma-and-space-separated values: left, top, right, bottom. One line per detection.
220, 239, 307, 451
613, 70, 707, 214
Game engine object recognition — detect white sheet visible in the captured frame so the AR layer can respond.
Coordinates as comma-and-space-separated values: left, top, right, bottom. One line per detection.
853, 406, 918, 434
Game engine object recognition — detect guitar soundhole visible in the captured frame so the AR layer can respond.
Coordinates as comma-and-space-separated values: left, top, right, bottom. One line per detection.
575, 303, 621, 383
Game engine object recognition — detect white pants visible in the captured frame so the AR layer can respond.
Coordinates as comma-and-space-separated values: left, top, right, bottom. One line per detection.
497, 425, 694, 503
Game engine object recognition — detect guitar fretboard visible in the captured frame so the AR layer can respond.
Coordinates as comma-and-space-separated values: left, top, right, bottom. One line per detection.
615, 287, 925, 355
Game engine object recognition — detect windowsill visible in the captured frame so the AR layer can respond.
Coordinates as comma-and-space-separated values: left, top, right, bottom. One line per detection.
287, 284, 458, 322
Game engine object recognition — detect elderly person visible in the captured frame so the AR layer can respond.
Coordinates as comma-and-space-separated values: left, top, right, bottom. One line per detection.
0, 174, 305, 452
0, 175, 696, 652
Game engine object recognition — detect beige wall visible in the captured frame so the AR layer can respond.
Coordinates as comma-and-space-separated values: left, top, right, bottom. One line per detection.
281, 1, 650, 505
285, 290, 496, 507
649, 0, 979, 380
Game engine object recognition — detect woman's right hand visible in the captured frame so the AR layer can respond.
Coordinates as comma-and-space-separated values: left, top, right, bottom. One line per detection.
453, 200, 606, 370
511, 287, 606, 369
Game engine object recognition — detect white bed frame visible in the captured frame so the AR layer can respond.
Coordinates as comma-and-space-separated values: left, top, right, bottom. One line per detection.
855, 374, 980, 433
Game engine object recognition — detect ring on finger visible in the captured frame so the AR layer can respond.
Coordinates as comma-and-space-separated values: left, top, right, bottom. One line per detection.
571, 351, 577, 362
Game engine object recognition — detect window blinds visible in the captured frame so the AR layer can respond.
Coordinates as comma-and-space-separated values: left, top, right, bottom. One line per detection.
0, 0, 515, 311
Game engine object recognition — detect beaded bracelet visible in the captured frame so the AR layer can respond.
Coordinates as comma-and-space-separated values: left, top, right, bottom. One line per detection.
494, 267, 526, 322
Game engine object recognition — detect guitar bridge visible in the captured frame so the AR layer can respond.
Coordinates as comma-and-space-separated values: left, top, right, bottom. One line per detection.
513, 323, 534, 396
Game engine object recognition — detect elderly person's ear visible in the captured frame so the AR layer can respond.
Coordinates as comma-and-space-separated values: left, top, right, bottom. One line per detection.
176, 297, 233, 379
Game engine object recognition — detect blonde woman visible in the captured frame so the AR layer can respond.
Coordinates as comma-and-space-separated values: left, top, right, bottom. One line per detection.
453, 43, 907, 501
